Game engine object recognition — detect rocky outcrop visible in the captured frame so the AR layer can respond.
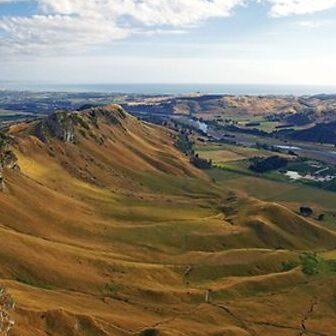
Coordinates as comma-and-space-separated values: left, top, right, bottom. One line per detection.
35, 105, 127, 143
0, 287, 15, 335
0, 133, 19, 191
35, 111, 76, 143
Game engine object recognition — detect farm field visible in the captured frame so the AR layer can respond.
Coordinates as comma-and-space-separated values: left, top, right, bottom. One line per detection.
196, 141, 336, 213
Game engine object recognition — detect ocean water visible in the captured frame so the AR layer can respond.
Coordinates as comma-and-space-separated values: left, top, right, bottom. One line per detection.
1, 82, 336, 96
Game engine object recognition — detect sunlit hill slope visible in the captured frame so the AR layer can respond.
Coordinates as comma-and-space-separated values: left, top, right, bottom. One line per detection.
0, 105, 335, 336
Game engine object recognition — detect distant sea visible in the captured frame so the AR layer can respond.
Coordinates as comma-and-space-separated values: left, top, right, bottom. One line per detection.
1, 82, 336, 96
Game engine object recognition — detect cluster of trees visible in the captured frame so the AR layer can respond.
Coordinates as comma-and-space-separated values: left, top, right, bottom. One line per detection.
275, 121, 336, 145
175, 133, 212, 170
300, 252, 336, 275
175, 132, 193, 156
285, 112, 312, 126
190, 154, 212, 169
281, 252, 336, 276
245, 121, 261, 127
249, 155, 288, 173
225, 124, 269, 137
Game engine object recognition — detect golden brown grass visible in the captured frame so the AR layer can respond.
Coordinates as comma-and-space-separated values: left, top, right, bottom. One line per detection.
0, 106, 335, 336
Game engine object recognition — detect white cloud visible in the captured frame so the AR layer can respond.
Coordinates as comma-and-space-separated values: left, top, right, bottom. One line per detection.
37, 0, 245, 26
1, 0, 336, 56
0, 0, 246, 55
297, 20, 329, 28
0, 14, 129, 55
267, 0, 336, 17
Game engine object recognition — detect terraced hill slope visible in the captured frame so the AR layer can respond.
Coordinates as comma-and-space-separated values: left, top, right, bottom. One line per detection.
0, 105, 335, 336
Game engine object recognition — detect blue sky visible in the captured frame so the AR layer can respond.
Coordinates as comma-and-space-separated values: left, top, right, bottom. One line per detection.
1, 0, 336, 85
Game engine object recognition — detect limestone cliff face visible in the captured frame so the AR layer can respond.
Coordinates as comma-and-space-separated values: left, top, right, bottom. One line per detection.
35, 111, 76, 143
0, 134, 19, 191
34, 105, 127, 143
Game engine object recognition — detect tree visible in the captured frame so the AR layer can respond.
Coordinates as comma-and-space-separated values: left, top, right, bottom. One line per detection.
299, 206, 313, 217
249, 156, 288, 173
139, 329, 159, 336
190, 155, 212, 169
318, 214, 325, 221
300, 252, 321, 275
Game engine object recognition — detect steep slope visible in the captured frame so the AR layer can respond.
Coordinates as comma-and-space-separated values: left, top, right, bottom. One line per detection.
13, 104, 203, 186
0, 105, 335, 336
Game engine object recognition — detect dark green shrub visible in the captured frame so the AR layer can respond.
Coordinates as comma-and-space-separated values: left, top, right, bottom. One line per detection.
300, 206, 313, 217
175, 134, 193, 155
190, 154, 212, 169
249, 155, 288, 173
139, 328, 159, 336
281, 261, 298, 272
300, 252, 321, 275
327, 259, 336, 272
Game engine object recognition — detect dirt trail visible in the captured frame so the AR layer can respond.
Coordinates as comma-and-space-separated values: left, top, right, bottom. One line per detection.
133, 303, 204, 335
211, 302, 258, 336
211, 300, 326, 336
298, 300, 319, 336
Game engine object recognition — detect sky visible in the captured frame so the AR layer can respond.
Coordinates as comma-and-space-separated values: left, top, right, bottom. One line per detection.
1, 0, 336, 86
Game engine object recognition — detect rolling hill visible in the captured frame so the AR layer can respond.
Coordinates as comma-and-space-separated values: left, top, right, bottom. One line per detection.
124, 95, 302, 119
278, 121, 336, 144
0, 104, 336, 336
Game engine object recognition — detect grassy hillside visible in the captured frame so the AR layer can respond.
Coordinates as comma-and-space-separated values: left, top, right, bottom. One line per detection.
0, 105, 335, 336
